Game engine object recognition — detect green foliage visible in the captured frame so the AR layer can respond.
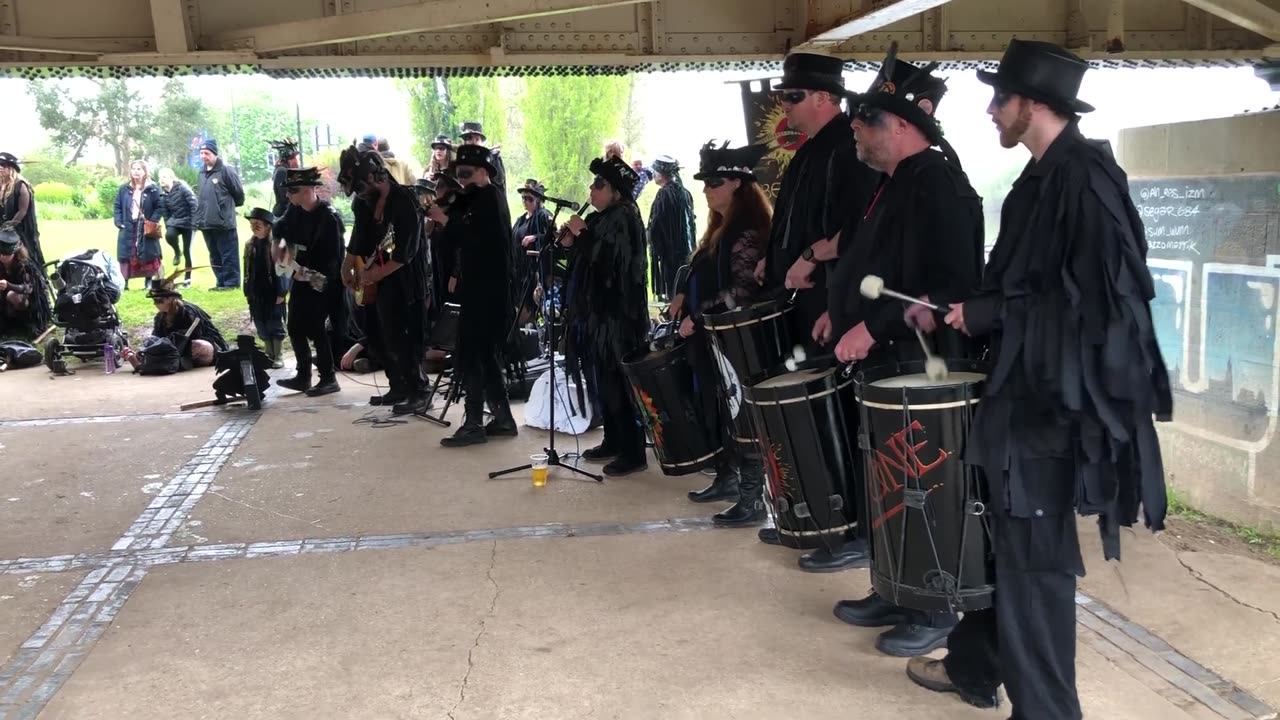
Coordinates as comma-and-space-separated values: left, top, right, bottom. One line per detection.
39, 203, 90, 221
20, 146, 115, 189
146, 79, 215, 171
521, 75, 630, 201
216, 91, 311, 184
445, 77, 505, 147
96, 177, 121, 220
170, 165, 201, 189
28, 79, 152, 175
32, 181, 74, 204
399, 77, 452, 167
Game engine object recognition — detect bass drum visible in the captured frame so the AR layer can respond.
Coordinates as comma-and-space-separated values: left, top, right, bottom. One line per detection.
703, 296, 794, 452
745, 363, 862, 550
855, 359, 994, 614
621, 336, 725, 476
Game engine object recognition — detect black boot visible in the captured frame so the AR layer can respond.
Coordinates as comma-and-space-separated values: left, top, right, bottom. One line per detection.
277, 373, 311, 393
713, 459, 765, 527
875, 616, 955, 657
833, 591, 911, 628
757, 527, 783, 546
305, 375, 340, 397
441, 394, 486, 447
688, 460, 738, 503
392, 393, 430, 415
582, 444, 618, 462
482, 376, 518, 437
798, 539, 871, 573
370, 390, 408, 406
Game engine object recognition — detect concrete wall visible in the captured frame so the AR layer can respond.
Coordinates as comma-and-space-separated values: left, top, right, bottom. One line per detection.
1118, 109, 1280, 531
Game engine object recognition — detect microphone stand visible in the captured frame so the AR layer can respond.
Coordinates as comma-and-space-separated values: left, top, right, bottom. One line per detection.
489, 199, 602, 482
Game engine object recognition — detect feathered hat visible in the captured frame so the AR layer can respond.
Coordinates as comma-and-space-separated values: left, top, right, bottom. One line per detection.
693, 141, 770, 183
849, 41, 949, 145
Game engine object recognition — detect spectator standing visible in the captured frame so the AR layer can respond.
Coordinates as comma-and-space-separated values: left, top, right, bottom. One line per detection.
194, 139, 245, 291
113, 160, 164, 291
158, 168, 198, 287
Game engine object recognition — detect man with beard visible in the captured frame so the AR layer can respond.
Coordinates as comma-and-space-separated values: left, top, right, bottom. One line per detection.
902, 40, 1172, 718
754, 52, 880, 570
439, 144, 518, 446
561, 156, 650, 476
274, 167, 345, 397
825, 43, 985, 657
646, 155, 696, 301
338, 147, 432, 415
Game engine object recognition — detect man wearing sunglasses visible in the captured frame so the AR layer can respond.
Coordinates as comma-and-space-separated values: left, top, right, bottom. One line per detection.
825, 42, 985, 656
275, 166, 347, 398
903, 39, 1172, 719
755, 52, 880, 570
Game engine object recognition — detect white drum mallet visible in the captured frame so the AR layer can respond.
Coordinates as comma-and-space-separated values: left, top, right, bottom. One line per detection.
915, 328, 949, 381
859, 274, 951, 315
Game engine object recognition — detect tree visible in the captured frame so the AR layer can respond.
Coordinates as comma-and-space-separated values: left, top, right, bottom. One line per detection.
399, 77, 453, 167
145, 79, 216, 172
521, 75, 630, 201
28, 79, 154, 175
443, 77, 505, 148
215, 90, 311, 183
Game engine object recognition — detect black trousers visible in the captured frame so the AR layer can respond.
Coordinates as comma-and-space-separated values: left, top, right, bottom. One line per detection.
595, 354, 646, 462
943, 511, 1084, 720
165, 226, 194, 279
368, 284, 426, 396
460, 343, 507, 420
288, 285, 338, 382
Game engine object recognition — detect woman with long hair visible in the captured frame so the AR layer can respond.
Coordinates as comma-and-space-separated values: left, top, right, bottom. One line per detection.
425, 135, 454, 178
0, 152, 44, 269
0, 225, 51, 337
113, 160, 164, 290
672, 140, 773, 526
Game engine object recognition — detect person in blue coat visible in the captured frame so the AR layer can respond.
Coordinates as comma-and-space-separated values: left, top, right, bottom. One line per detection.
114, 159, 164, 291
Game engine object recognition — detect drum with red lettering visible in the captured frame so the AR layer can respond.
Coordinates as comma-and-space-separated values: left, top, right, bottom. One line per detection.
744, 363, 862, 551
853, 359, 994, 613
622, 334, 726, 476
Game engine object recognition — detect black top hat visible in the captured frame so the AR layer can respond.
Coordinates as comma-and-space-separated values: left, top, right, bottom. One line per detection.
0, 226, 19, 254
517, 178, 547, 200
244, 207, 275, 225
589, 156, 640, 198
414, 177, 438, 194
977, 39, 1095, 114
852, 42, 949, 144
454, 144, 499, 176
0, 152, 20, 172
773, 52, 847, 96
459, 121, 486, 140
693, 141, 770, 182
651, 155, 681, 176
269, 138, 300, 160
283, 166, 324, 188
430, 135, 454, 150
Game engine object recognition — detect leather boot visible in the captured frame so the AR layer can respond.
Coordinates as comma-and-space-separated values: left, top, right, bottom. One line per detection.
757, 527, 783, 546
305, 375, 340, 397
441, 394, 486, 447
687, 460, 738, 503
713, 458, 765, 527
833, 591, 911, 627
876, 618, 955, 657
276, 372, 311, 393
798, 539, 871, 573
483, 375, 518, 437
905, 657, 1000, 709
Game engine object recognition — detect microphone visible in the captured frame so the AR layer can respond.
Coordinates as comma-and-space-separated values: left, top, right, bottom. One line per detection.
543, 195, 578, 208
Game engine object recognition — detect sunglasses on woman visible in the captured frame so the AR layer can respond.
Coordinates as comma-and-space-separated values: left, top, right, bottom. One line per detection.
590, 176, 609, 191
702, 177, 727, 189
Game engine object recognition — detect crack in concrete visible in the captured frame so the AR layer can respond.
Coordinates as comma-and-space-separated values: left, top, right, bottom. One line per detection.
1174, 552, 1280, 624
448, 540, 500, 720
207, 491, 326, 530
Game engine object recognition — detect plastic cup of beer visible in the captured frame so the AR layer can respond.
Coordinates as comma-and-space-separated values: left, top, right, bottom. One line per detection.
531, 454, 549, 487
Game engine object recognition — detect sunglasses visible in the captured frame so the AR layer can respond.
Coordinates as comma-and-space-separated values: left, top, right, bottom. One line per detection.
702, 177, 727, 189
456, 167, 475, 180
780, 90, 809, 105
590, 176, 608, 191
853, 105, 886, 126
521, 195, 536, 202
286, 186, 305, 195
152, 298, 167, 305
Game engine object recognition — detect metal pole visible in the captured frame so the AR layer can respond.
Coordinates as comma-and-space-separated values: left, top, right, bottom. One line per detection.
229, 86, 242, 173
295, 101, 305, 165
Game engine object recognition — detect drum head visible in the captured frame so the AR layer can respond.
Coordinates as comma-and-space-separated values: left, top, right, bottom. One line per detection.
755, 365, 837, 389
870, 371, 987, 389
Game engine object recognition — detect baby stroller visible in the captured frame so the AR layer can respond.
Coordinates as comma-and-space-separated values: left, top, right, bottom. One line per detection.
43, 249, 128, 370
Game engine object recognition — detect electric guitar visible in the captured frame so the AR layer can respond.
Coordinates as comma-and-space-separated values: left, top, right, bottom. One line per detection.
354, 225, 396, 306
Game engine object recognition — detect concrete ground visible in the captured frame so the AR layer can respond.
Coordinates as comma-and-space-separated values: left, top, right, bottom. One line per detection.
1, 362, 1278, 719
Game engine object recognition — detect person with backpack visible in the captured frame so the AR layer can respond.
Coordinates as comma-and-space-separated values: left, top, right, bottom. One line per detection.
121, 271, 228, 372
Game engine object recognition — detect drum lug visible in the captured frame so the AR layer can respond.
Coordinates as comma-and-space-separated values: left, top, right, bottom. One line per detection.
777, 497, 791, 513
904, 488, 927, 510
828, 494, 844, 511
857, 433, 870, 450
966, 500, 986, 516
793, 501, 809, 518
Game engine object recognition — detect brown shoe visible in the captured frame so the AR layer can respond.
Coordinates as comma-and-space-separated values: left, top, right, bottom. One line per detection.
906, 657, 1000, 709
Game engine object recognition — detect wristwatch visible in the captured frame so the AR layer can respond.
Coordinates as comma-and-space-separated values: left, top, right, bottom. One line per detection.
802, 246, 815, 262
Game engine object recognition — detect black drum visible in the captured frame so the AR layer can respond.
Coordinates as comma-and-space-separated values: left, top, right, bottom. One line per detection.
854, 359, 994, 614
744, 364, 861, 550
703, 297, 794, 451
622, 337, 725, 476
429, 302, 461, 351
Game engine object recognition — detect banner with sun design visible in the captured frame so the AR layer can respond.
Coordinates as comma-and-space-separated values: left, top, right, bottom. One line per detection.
735, 77, 810, 201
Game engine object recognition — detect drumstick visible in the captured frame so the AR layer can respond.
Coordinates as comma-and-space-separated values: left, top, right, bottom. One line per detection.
914, 328, 949, 381
860, 275, 951, 314
783, 346, 854, 378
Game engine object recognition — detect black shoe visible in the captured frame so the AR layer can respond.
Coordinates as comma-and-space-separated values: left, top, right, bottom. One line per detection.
688, 467, 738, 503
876, 621, 954, 658
713, 501, 765, 527
758, 527, 783, 546
905, 657, 1000, 709
484, 418, 519, 437
833, 591, 911, 628
369, 391, 408, 406
277, 375, 312, 393
441, 423, 486, 447
582, 444, 617, 463
603, 456, 647, 476
305, 379, 340, 397
392, 394, 429, 415
798, 543, 870, 573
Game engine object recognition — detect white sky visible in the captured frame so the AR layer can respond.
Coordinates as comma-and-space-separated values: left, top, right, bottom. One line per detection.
0, 65, 1275, 193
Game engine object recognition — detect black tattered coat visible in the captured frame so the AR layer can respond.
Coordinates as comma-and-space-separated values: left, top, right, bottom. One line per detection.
455, 183, 513, 356
960, 123, 1173, 561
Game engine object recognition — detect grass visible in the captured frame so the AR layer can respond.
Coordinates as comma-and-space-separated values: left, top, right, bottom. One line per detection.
33, 218, 259, 341
1167, 487, 1280, 562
